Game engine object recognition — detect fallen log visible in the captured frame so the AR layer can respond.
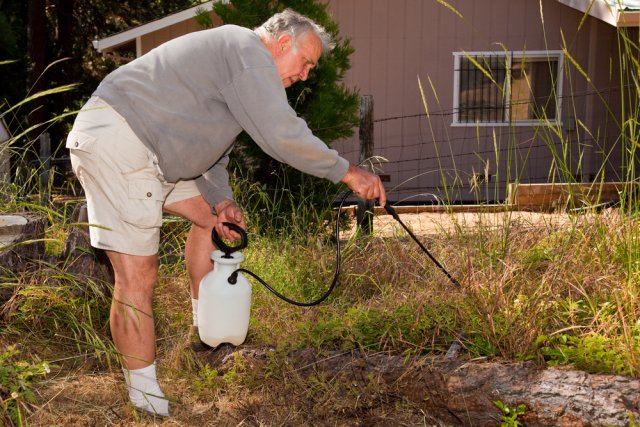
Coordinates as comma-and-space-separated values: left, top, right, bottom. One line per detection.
197, 346, 640, 426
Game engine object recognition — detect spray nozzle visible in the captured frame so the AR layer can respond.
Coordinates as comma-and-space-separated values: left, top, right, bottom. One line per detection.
211, 222, 248, 258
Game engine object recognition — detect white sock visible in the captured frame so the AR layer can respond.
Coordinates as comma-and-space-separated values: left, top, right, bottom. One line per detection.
192, 298, 198, 327
122, 363, 169, 417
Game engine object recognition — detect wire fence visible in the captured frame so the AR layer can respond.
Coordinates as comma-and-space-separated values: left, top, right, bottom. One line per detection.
332, 86, 623, 205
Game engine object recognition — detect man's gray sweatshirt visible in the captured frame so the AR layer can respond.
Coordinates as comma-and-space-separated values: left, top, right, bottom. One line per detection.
93, 25, 349, 207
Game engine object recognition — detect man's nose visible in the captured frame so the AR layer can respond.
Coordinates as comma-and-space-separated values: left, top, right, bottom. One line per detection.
300, 67, 310, 81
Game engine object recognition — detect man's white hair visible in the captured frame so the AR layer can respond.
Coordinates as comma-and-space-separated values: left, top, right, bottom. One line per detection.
255, 9, 334, 54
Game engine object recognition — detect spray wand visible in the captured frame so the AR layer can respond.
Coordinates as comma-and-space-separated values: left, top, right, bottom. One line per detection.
382, 203, 460, 287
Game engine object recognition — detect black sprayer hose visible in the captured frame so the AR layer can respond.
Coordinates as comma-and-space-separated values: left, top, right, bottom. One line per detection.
227, 192, 461, 305
227, 191, 352, 307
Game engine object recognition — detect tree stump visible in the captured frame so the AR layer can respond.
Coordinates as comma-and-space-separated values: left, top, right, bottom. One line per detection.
197, 347, 640, 426
62, 204, 114, 290
0, 213, 46, 301
0, 213, 46, 264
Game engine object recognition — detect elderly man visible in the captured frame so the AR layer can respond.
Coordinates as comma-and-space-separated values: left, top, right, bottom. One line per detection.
66, 9, 386, 416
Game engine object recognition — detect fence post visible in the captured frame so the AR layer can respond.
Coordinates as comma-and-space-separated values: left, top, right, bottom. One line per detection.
39, 132, 50, 206
357, 95, 374, 234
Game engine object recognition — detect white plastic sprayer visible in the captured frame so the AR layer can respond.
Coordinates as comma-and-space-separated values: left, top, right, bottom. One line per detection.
197, 223, 251, 347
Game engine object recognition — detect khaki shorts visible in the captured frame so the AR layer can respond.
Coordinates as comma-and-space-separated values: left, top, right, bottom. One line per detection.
66, 96, 201, 256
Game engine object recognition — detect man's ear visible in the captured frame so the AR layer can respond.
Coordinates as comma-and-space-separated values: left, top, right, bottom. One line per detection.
277, 34, 293, 54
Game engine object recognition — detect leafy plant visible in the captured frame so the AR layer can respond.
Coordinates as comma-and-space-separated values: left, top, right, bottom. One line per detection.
193, 364, 221, 392
0, 345, 52, 426
493, 400, 526, 427
536, 333, 635, 376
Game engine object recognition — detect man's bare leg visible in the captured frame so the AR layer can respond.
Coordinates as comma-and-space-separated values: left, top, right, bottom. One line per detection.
107, 251, 158, 368
106, 250, 169, 416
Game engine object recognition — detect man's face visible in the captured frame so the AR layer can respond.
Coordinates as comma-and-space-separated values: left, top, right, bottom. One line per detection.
273, 32, 322, 88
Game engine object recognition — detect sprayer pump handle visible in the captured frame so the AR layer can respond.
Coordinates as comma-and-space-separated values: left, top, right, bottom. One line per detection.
211, 222, 248, 258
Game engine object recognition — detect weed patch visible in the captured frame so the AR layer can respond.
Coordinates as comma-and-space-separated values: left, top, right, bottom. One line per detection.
0, 345, 52, 426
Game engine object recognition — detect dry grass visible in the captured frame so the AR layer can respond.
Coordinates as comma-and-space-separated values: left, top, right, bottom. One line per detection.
1, 207, 637, 425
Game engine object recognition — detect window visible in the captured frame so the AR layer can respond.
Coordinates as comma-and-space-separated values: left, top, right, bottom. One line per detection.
453, 51, 563, 126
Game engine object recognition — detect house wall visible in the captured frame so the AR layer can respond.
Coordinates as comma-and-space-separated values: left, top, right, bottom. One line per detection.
139, 11, 222, 55
327, 0, 624, 203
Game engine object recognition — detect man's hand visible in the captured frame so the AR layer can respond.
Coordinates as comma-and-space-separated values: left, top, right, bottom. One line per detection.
213, 199, 246, 241
340, 164, 387, 207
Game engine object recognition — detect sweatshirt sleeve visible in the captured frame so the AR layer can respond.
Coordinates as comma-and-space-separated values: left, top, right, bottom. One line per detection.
195, 153, 234, 208
219, 66, 349, 184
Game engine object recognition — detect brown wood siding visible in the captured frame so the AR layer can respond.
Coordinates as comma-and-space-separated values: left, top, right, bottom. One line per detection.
328, 0, 624, 203
139, 11, 222, 55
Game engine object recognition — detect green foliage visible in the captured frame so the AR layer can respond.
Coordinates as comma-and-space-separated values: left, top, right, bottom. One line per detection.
233, 169, 344, 236
295, 305, 457, 353
1, 260, 114, 364
214, 0, 359, 227
613, 230, 640, 275
0, 345, 52, 426
193, 364, 221, 392
466, 334, 500, 358
194, 6, 214, 29
222, 353, 249, 387
536, 333, 636, 376
493, 400, 526, 427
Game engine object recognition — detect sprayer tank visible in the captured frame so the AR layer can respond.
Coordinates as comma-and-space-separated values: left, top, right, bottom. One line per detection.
197, 250, 252, 347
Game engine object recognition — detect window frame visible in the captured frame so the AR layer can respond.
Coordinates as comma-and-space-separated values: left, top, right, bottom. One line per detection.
452, 50, 564, 127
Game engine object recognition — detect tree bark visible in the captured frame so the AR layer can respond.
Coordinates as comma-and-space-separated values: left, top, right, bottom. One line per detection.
0, 213, 46, 265
54, 0, 75, 58
198, 346, 640, 426
0, 213, 46, 301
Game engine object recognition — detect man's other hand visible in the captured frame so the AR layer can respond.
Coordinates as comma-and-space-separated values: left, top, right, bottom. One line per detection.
214, 199, 246, 241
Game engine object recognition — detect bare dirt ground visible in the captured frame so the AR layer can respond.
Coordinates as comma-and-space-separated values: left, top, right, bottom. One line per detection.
343, 207, 573, 238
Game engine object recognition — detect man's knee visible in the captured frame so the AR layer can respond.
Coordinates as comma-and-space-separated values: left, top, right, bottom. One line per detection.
107, 252, 159, 292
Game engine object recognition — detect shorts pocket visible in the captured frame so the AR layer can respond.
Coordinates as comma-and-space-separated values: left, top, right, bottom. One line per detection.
121, 179, 164, 228
66, 130, 97, 153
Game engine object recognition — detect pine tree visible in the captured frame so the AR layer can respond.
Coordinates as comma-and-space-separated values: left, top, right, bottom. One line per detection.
213, 0, 359, 227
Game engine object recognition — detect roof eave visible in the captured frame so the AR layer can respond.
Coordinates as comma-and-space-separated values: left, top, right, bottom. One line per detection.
92, 0, 222, 53
557, 0, 640, 27
557, 0, 619, 26
617, 10, 640, 26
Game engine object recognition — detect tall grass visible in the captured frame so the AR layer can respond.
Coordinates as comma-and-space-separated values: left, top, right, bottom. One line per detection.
407, 0, 640, 375
231, 167, 344, 238
0, 62, 120, 425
